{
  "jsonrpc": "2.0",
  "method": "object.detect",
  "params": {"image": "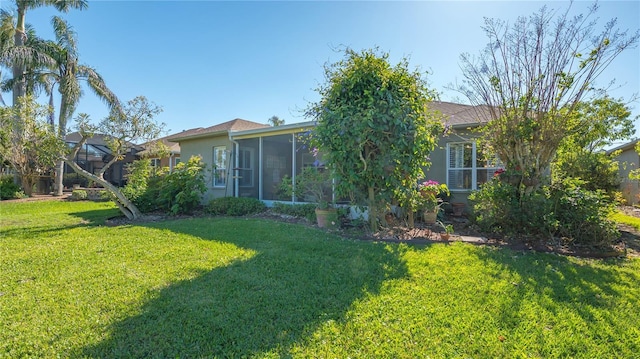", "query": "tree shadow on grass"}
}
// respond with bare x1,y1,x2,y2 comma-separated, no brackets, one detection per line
0,207,121,238
79,219,409,358
69,207,122,225
474,247,640,353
